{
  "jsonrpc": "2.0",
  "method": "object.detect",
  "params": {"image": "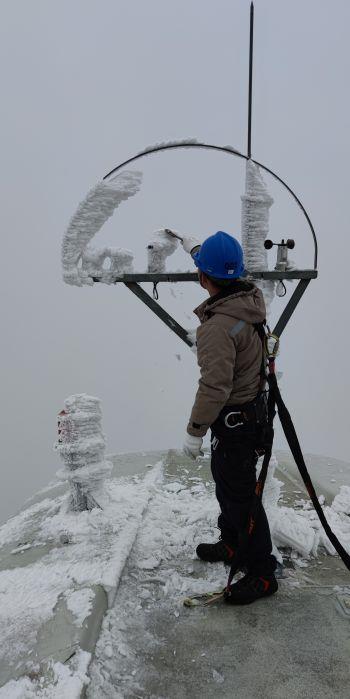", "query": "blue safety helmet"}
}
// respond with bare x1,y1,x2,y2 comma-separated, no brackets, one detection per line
193,231,245,279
